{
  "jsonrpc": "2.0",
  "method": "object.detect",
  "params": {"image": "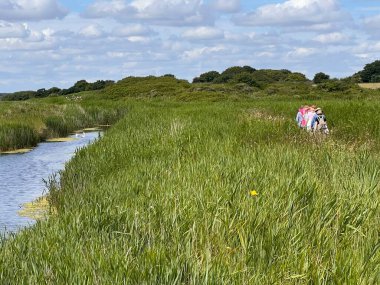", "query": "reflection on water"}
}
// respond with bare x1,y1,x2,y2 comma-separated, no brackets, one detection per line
0,132,101,233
